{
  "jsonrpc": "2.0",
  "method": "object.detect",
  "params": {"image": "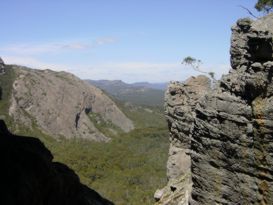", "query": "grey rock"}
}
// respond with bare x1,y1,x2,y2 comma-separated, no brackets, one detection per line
158,13,273,205
191,13,273,205
236,18,253,32
8,66,134,141
154,189,164,202
155,76,211,204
